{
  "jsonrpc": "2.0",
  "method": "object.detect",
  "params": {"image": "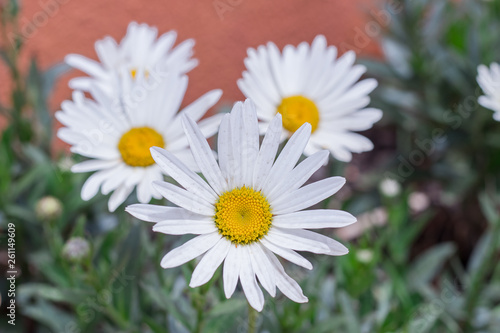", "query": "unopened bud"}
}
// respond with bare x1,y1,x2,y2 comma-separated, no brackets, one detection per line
35,196,62,221
379,178,401,197
62,237,90,262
